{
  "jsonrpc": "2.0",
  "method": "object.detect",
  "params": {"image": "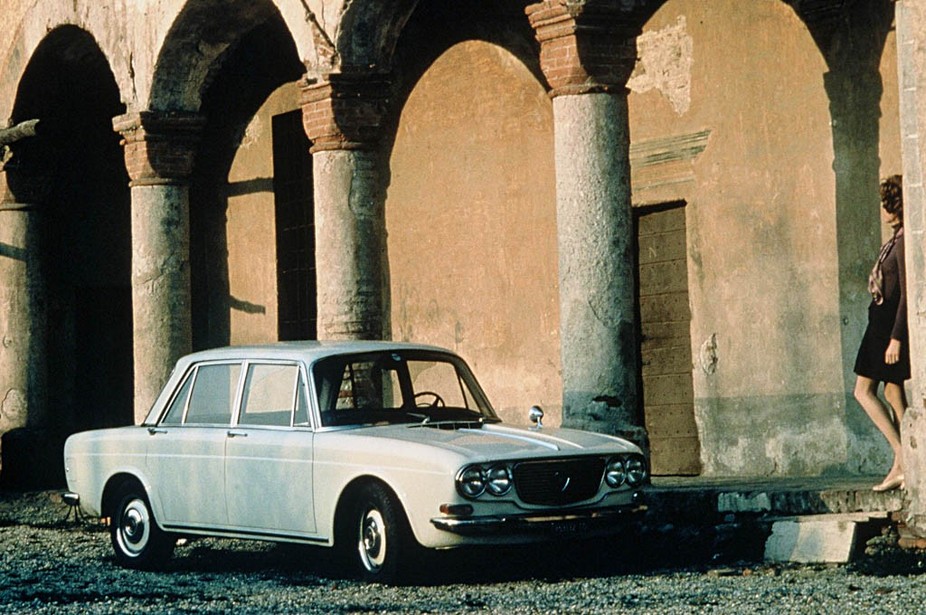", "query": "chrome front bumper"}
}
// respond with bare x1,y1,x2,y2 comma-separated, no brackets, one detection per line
430,494,646,537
